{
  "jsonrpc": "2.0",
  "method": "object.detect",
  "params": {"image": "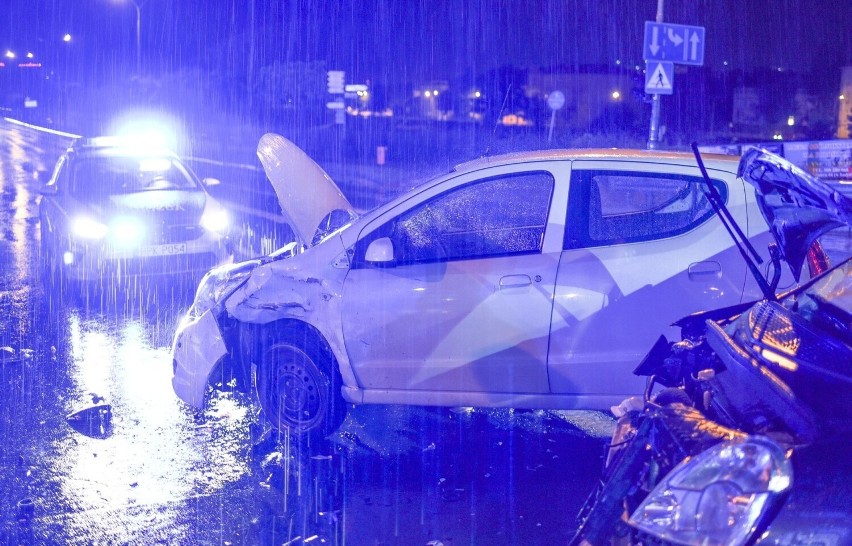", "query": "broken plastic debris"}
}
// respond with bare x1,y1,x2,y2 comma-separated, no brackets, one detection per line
20,348,34,360
66,403,113,438
423,442,436,452
1,346,19,364
16,498,34,524
611,396,644,418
